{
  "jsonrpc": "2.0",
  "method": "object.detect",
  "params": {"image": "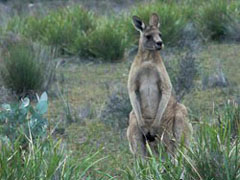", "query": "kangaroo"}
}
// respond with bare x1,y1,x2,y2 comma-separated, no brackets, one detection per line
127,13,192,159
